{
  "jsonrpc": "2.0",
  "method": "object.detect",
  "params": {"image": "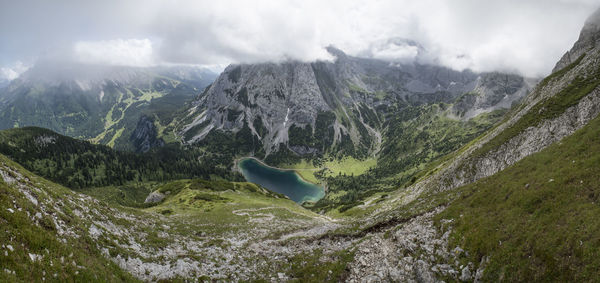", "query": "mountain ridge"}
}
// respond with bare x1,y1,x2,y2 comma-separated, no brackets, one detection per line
177,47,533,160
553,8,600,73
